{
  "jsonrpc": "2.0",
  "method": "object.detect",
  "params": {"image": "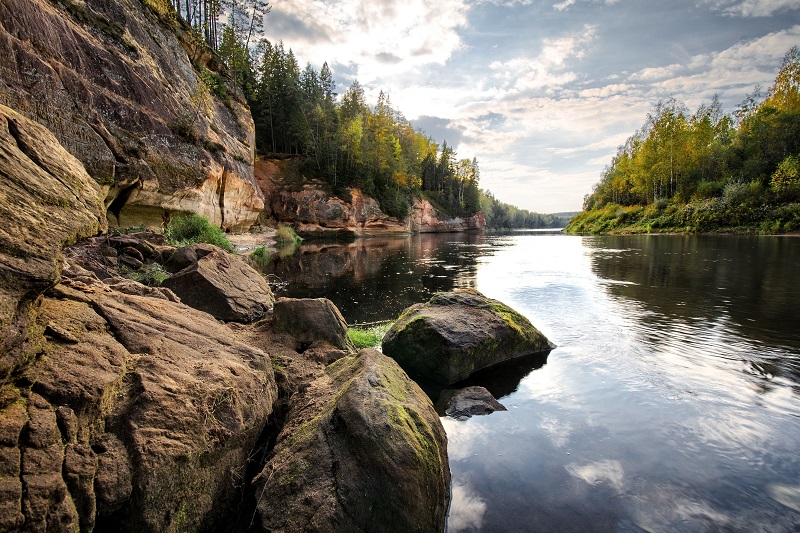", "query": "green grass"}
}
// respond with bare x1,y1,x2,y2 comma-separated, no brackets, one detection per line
275,225,302,245
248,246,271,267
165,213,234,252
347,322,393,349
125,263,170,286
